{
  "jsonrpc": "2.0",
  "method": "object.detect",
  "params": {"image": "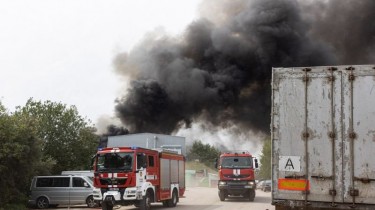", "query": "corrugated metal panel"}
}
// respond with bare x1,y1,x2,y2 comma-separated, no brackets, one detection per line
160,158,170,190
272,65,375,207
179,160,185,188
171,160,178,183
